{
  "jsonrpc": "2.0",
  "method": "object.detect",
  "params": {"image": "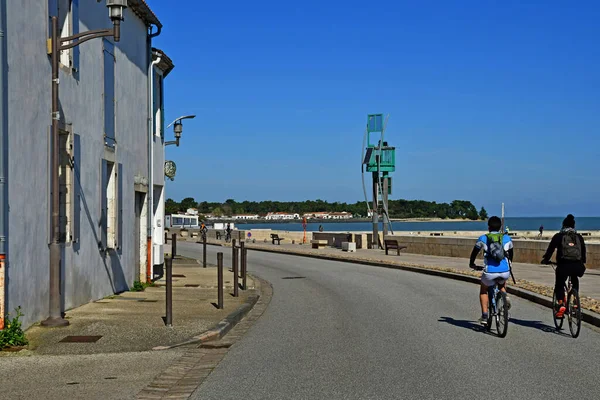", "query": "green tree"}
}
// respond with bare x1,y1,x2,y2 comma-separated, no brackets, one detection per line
479,207,488,220
165,198,180,215
179,197,197,212
212,207,224,217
